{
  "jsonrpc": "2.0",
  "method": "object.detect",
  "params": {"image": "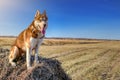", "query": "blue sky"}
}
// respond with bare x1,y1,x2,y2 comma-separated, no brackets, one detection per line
0,0,120,39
